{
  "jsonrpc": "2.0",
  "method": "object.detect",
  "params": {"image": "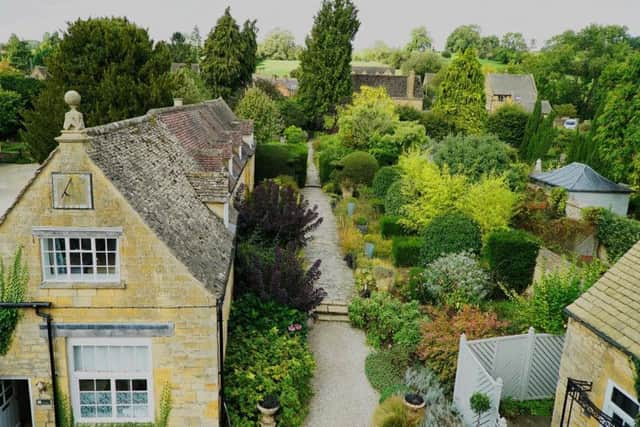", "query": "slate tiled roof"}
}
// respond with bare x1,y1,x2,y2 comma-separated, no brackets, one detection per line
566,240,640,357
86,115,234,297
531,162,631,194
351,74,423,99
485,73,552,114
150,100,255,201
